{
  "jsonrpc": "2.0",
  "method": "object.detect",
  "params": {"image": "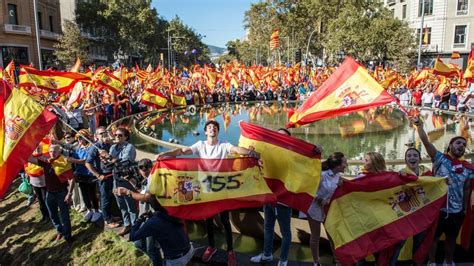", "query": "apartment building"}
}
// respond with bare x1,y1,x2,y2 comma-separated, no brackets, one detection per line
0,0,61,69
385,0,474,67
